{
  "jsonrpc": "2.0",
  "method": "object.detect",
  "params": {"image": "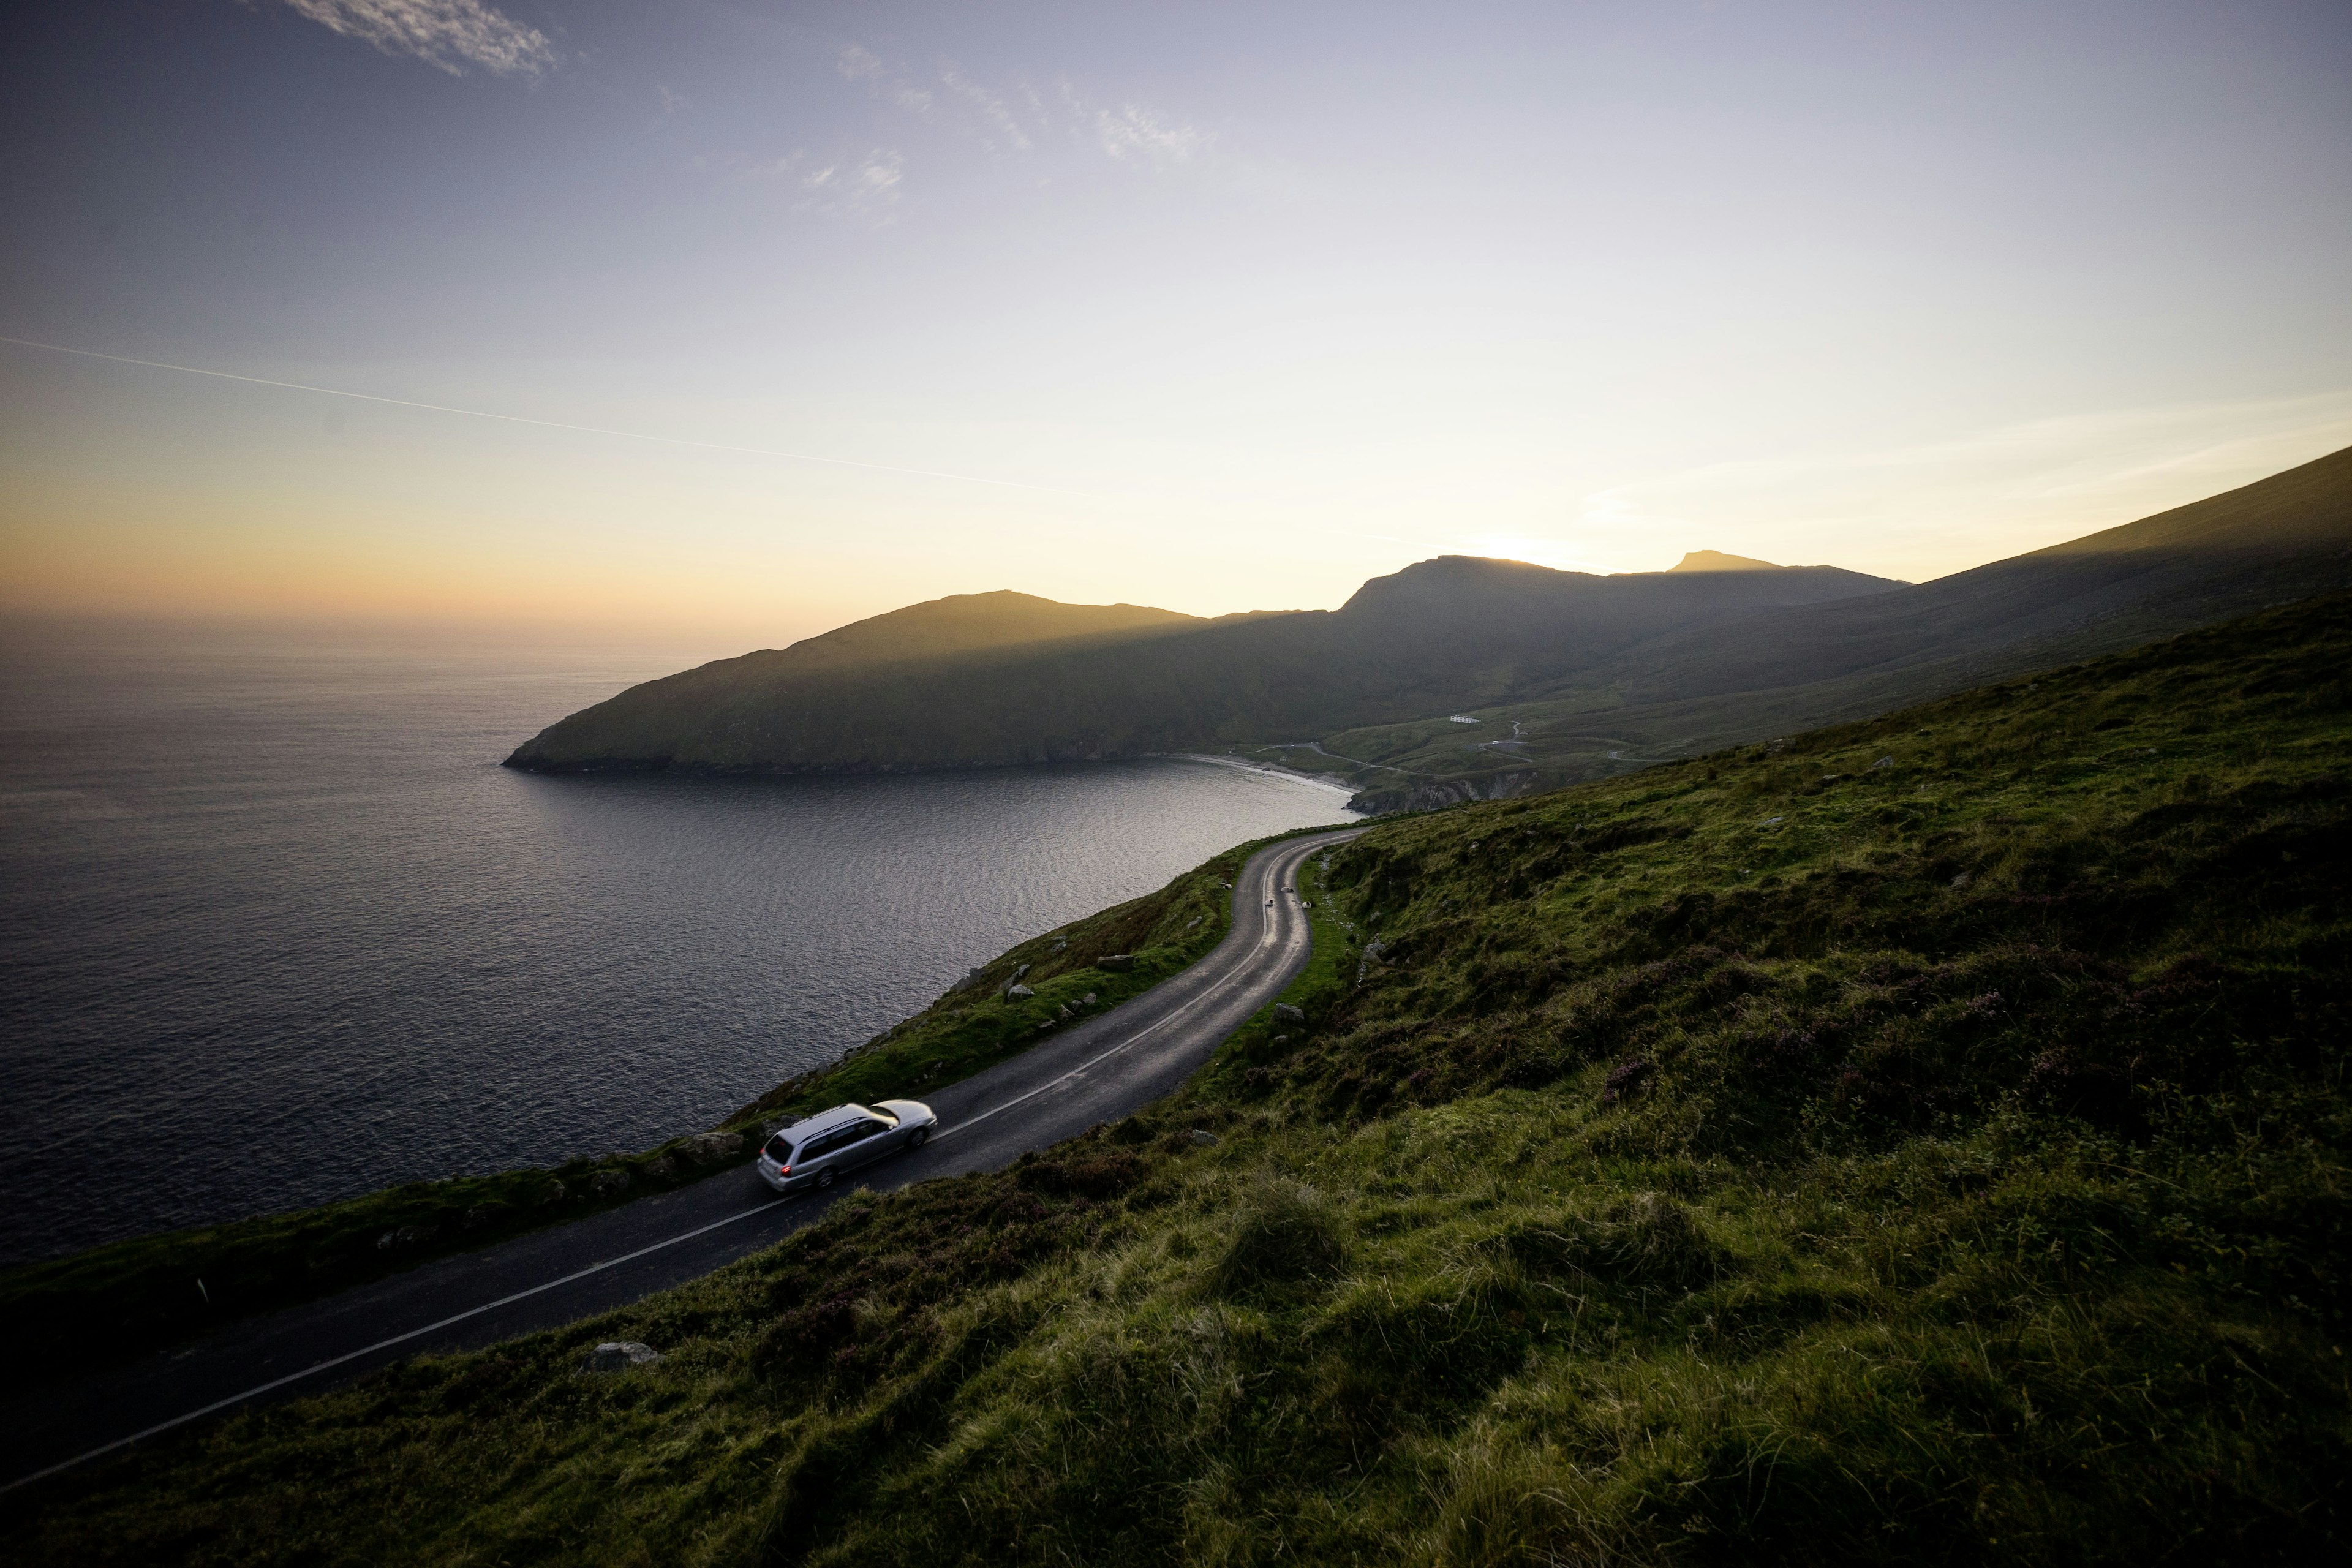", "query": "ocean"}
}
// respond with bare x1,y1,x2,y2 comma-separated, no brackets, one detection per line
0,624,1357,1267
